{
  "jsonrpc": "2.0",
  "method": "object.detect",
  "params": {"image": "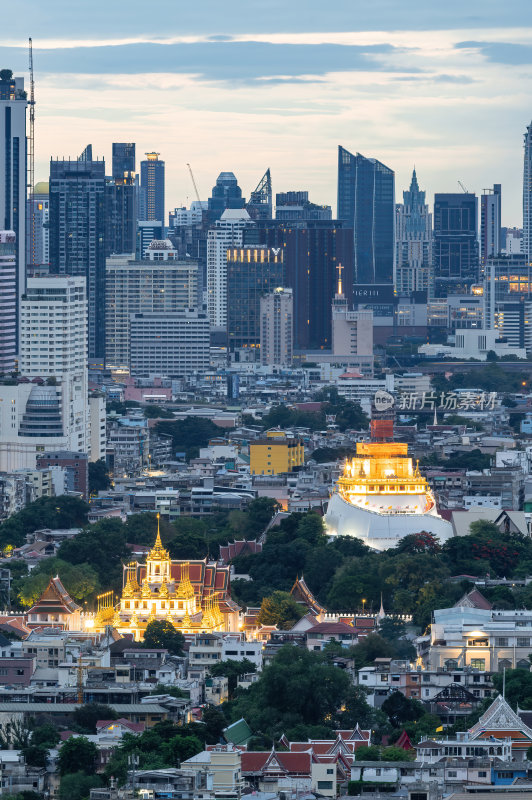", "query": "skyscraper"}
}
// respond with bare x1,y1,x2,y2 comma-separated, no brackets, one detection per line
523,123,532,261
337,145,395,287
140,152,165,222
0,230,16,373
26,182,50,271
433,193,479,297
0,70,27,321
49,146,106,359
260,288,293,367
480,184,502,267
395,169,433,295
112,142,135,181
226,245,284,353
208,172,245,222
275,191,332,221
206,209,253,329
